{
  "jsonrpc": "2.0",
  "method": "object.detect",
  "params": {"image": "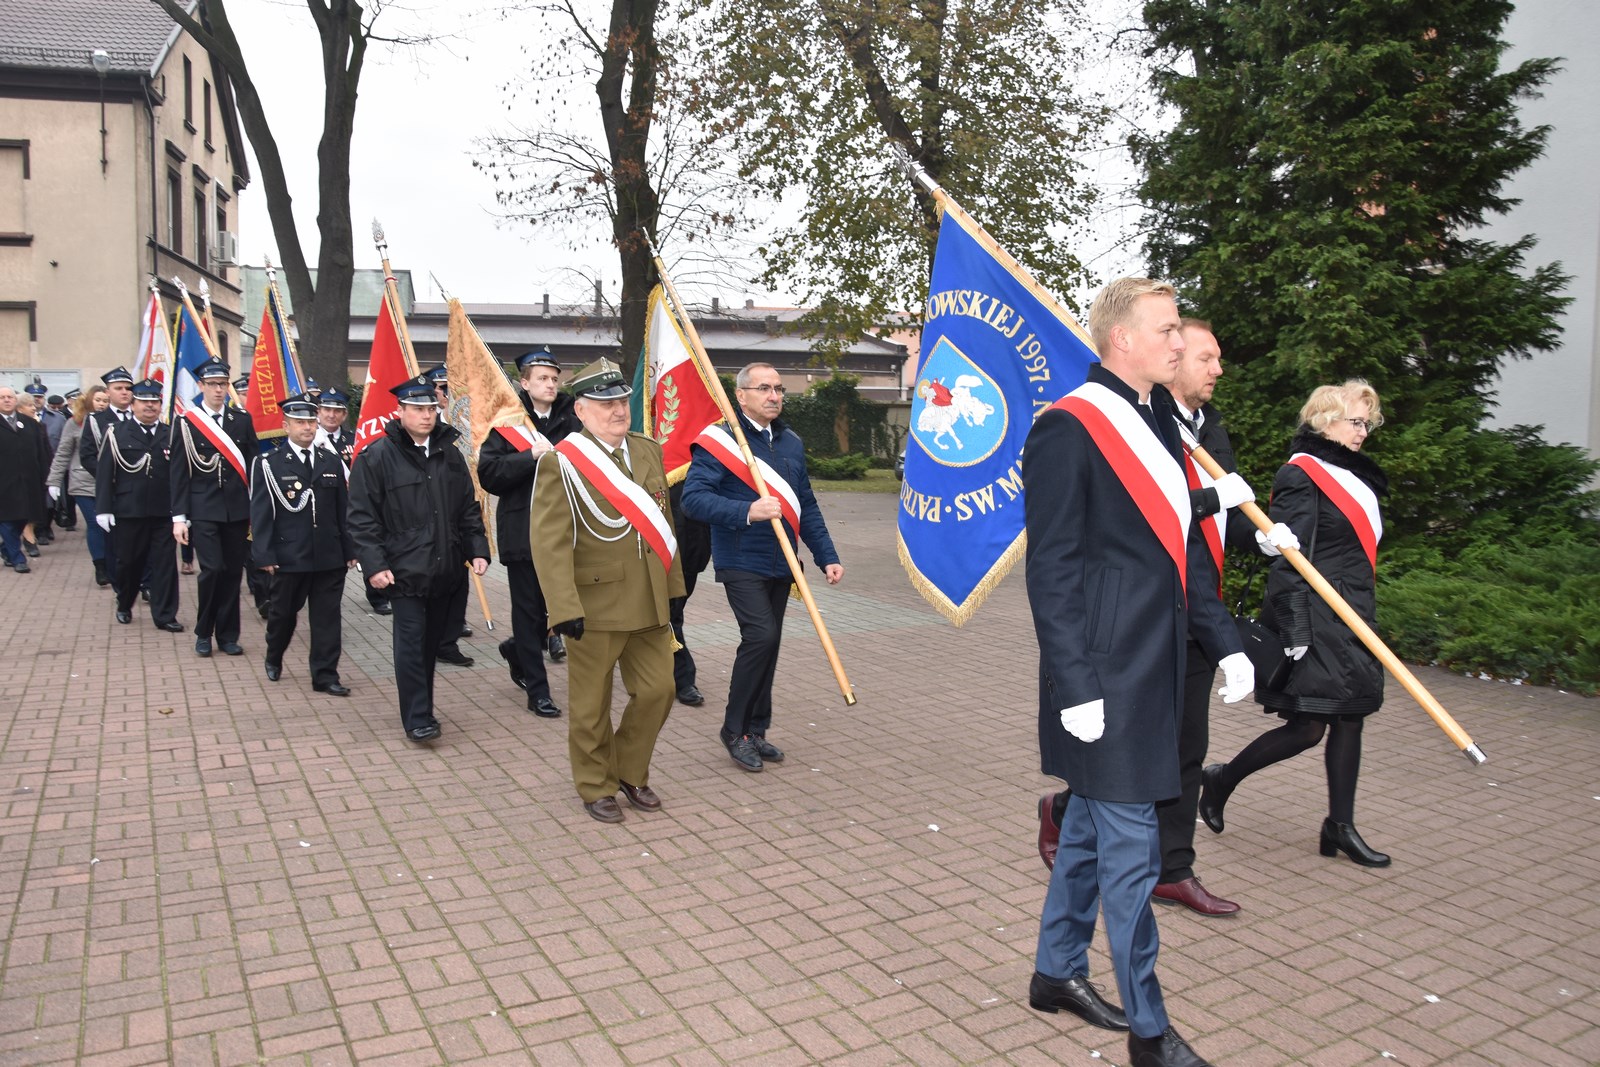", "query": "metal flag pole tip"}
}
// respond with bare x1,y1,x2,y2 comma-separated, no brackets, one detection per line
1463,743,1487,766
